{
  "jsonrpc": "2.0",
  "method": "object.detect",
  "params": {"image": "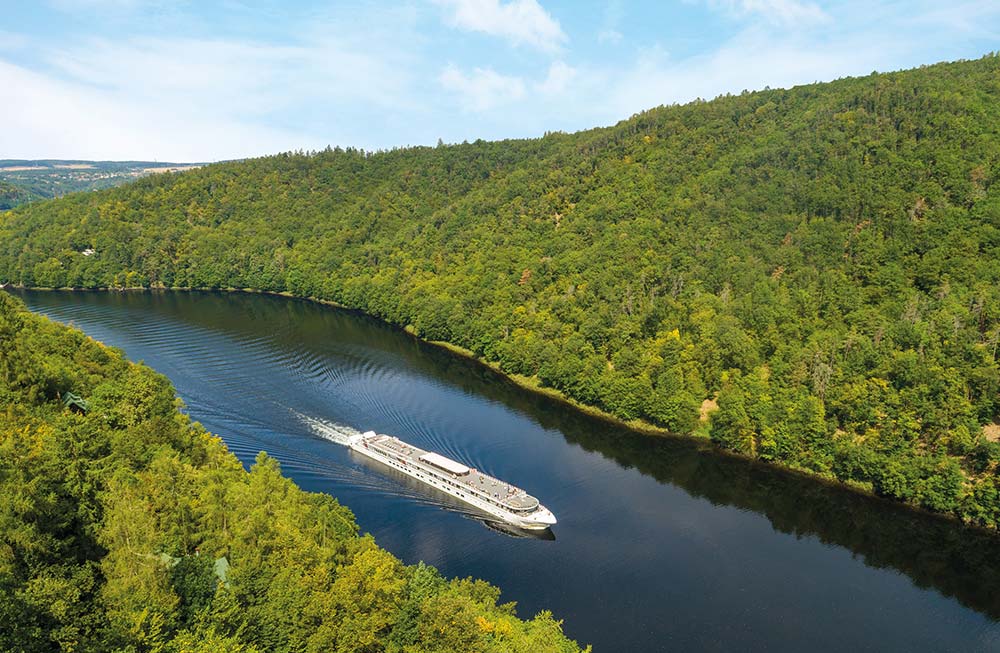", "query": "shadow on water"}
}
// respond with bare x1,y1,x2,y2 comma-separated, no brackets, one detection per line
411,319,1000,621
202,291,1000,623
424,333,1000,621
478,519,556,541
14,289,1000,631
